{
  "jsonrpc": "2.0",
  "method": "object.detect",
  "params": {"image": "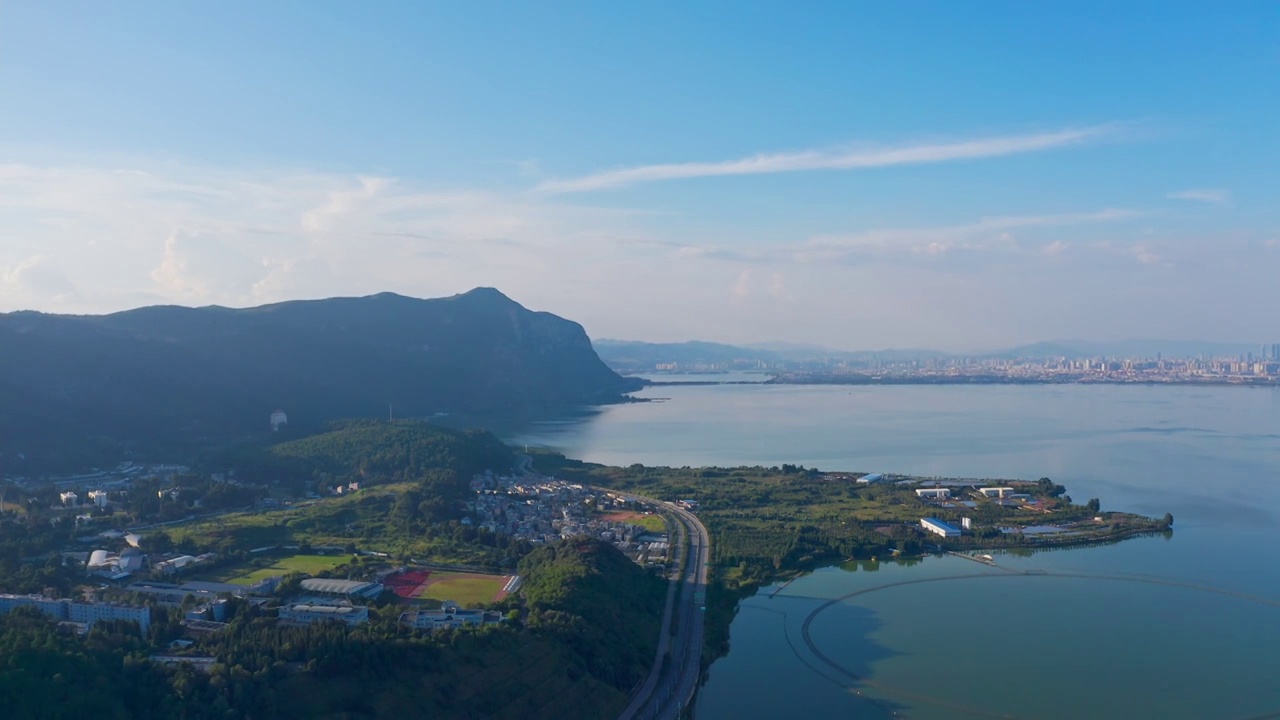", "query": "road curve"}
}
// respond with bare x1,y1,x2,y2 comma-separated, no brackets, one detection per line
614,493,710,720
